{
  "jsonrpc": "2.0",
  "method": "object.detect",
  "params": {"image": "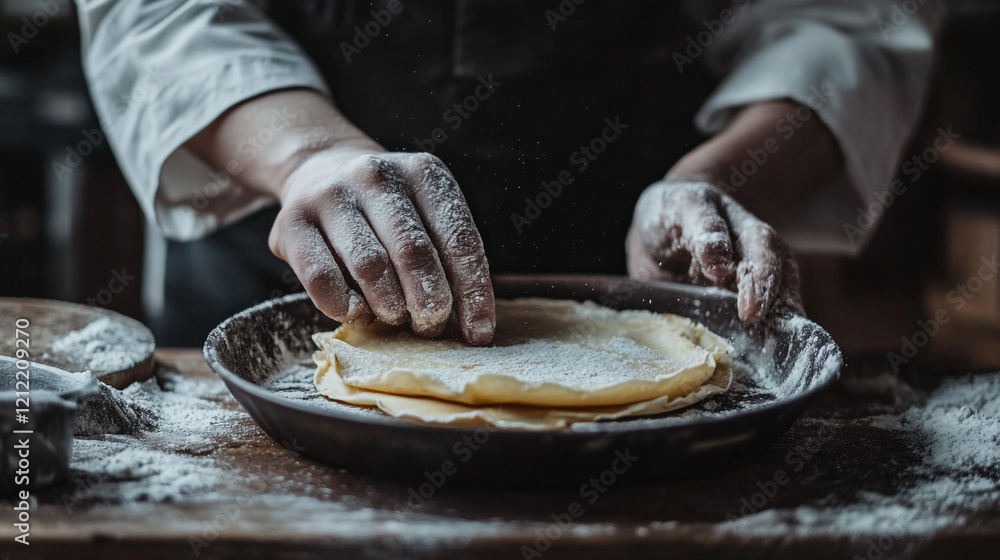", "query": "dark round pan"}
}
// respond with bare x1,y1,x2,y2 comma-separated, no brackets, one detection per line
204,274,841,488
